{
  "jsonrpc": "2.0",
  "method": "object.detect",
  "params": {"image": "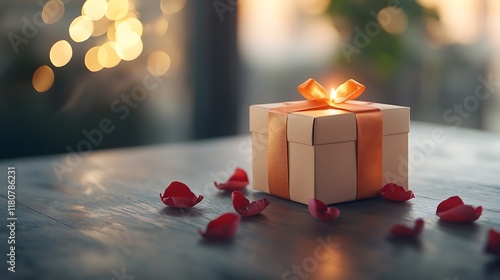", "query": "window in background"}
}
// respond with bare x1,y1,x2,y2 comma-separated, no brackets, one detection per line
237,0,500,133
0,0,192,158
